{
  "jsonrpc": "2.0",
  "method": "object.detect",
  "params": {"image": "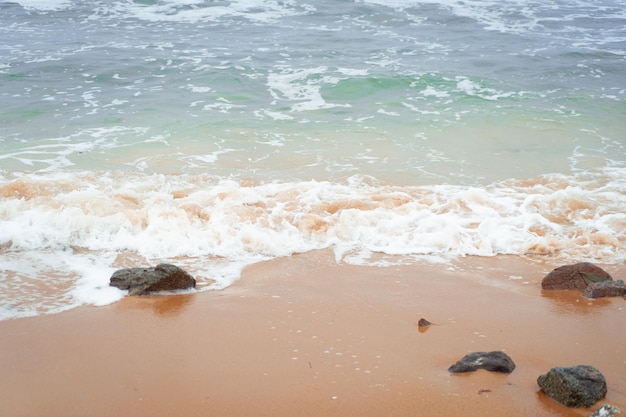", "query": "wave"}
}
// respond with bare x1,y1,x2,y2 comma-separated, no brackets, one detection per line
2,169,624,263
2,167,624,319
